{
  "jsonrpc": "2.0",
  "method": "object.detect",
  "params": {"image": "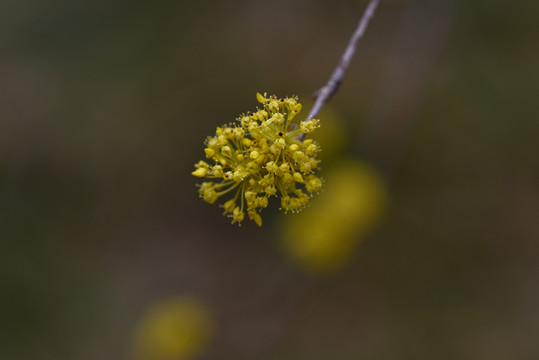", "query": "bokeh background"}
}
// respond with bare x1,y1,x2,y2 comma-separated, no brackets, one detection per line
1,0,538,359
